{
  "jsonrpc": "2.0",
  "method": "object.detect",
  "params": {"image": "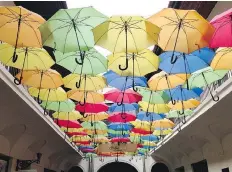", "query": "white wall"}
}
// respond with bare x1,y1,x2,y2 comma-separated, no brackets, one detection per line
207,1,232,20
0,1,15,6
